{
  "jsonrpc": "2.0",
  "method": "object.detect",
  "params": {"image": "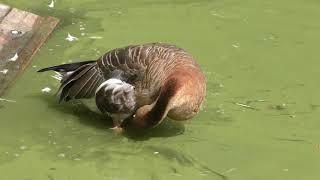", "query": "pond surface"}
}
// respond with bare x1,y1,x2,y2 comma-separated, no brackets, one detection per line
1,0,320,179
